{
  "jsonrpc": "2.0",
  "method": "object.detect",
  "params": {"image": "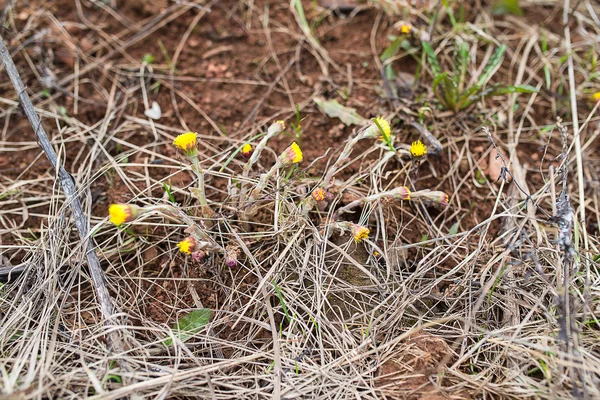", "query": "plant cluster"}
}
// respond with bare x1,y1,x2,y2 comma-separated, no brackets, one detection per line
107,118,449,268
